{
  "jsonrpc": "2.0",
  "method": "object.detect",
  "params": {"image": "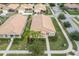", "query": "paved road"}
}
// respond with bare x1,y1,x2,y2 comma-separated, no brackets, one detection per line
64,11,79,32
75,41,79,56
65,11,79,25
45,35,51,56
52,5,78,33
3,38,14,56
